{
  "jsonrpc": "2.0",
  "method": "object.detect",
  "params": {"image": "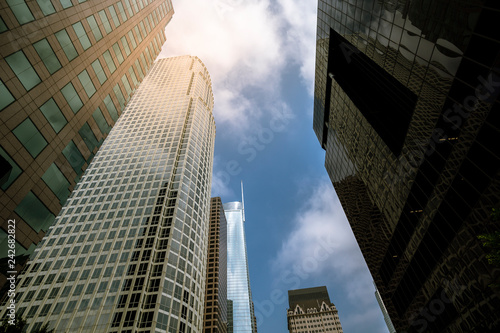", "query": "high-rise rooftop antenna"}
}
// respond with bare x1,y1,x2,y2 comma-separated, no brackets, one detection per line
241,180,245,222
